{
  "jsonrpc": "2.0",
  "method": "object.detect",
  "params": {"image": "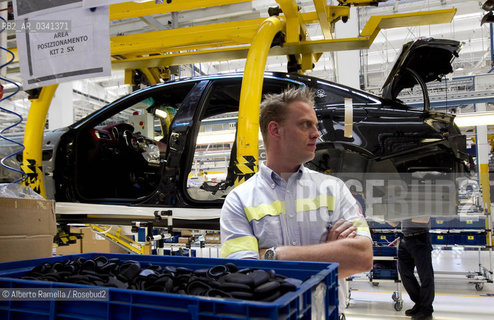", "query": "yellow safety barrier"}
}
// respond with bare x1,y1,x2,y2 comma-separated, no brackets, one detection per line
21,85,58,198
